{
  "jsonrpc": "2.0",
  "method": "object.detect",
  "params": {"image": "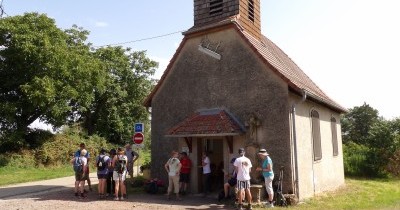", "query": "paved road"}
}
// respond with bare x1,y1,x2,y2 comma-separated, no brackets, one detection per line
0,172,99,199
